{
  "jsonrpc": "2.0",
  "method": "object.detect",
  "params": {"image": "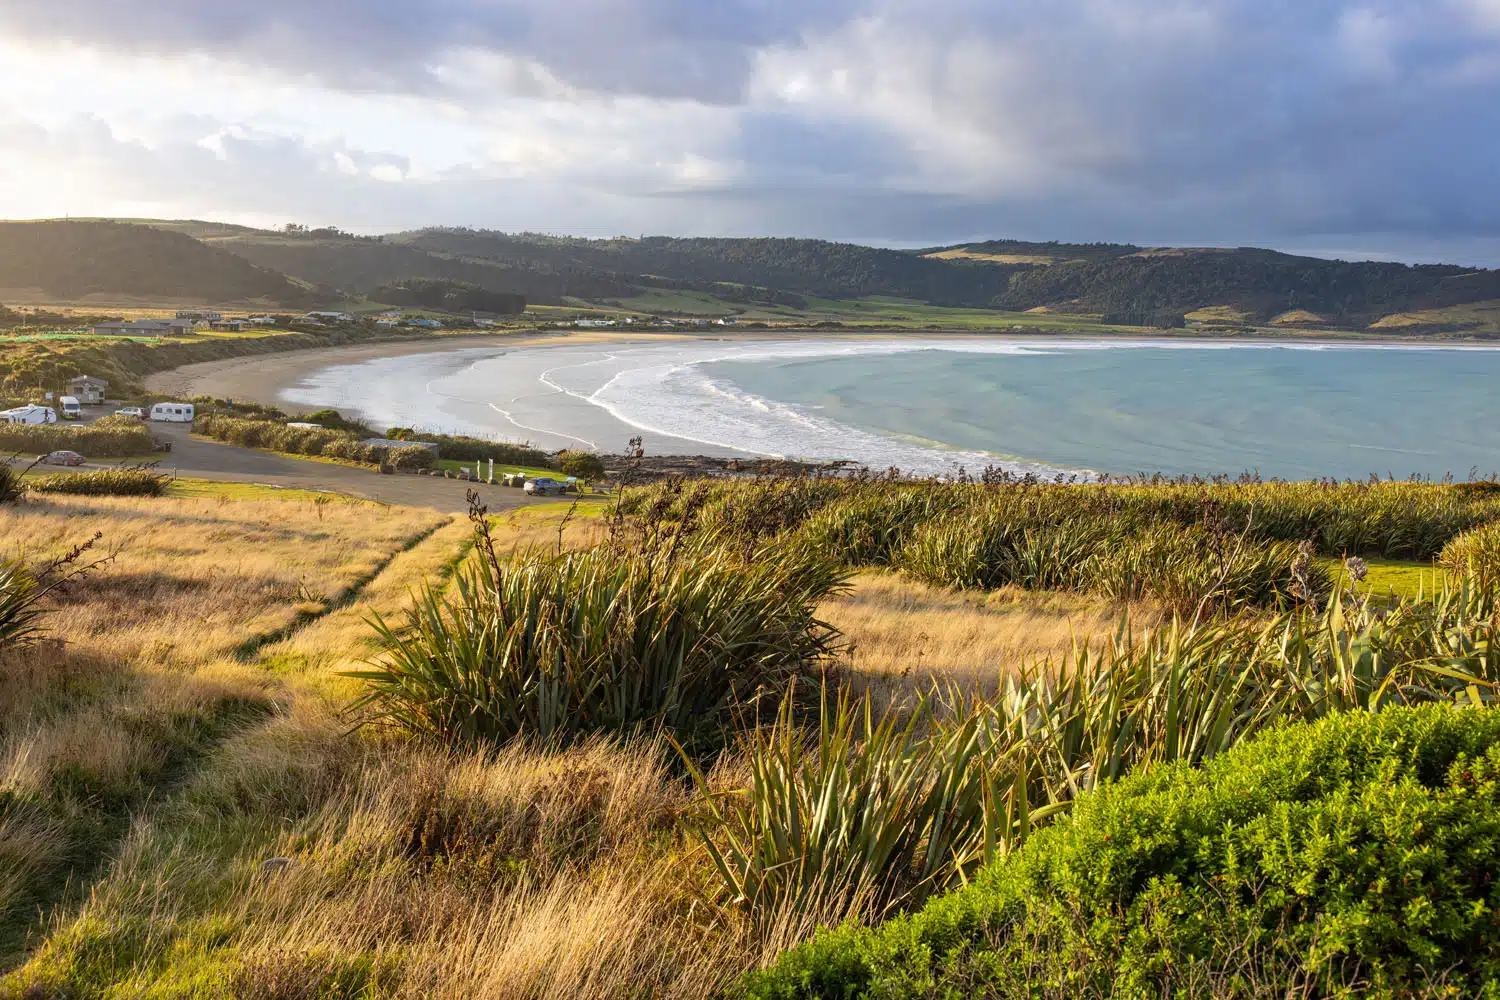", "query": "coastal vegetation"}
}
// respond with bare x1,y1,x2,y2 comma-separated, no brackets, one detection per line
0,417,156,458
2,472,1500,998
